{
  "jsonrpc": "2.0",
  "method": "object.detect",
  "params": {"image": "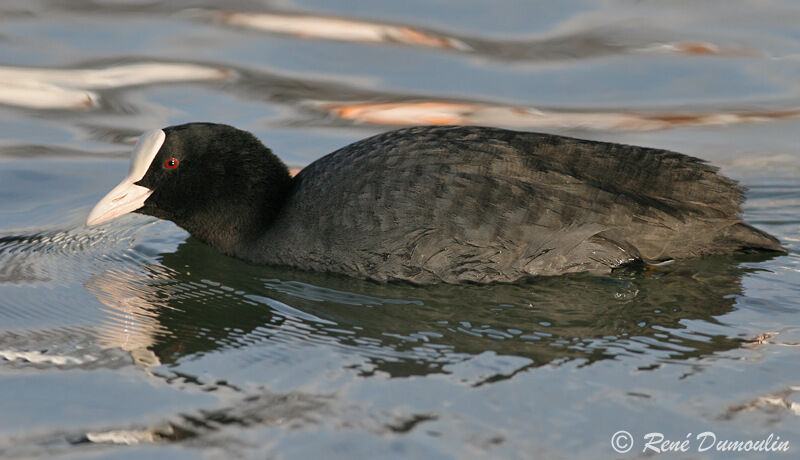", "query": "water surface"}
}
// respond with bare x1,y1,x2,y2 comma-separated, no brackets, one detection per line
1,1,799,458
